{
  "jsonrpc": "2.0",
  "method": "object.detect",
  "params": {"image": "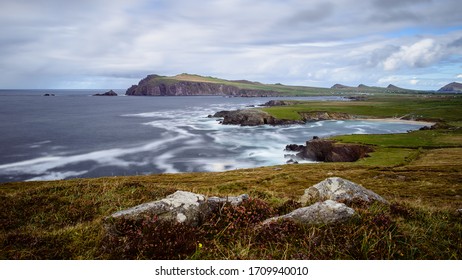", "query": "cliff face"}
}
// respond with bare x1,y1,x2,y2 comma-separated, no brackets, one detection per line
286,138,374,162
126,75,280,97
211,109,303,126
